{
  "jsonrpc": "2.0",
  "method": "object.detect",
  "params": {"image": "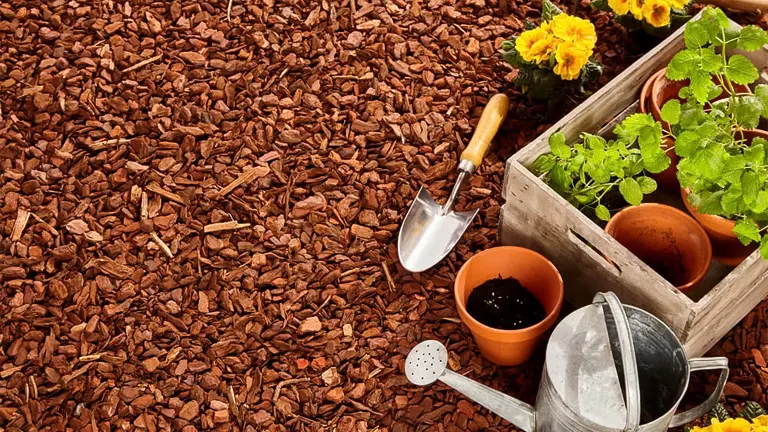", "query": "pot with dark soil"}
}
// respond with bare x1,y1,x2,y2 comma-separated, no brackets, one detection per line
455,246,564,366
